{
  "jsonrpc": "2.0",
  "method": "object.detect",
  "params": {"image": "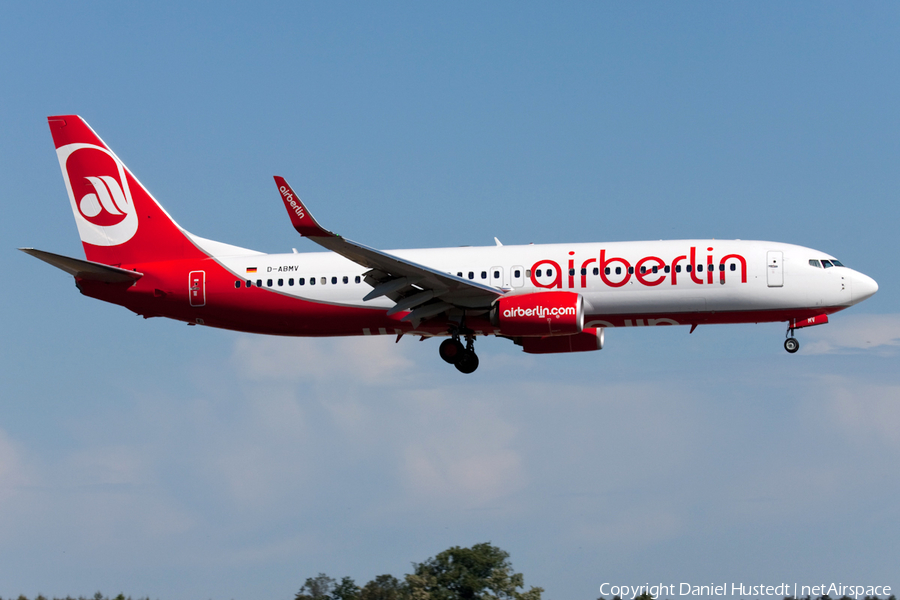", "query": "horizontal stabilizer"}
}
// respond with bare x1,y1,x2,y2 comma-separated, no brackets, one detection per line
19,248,143,283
